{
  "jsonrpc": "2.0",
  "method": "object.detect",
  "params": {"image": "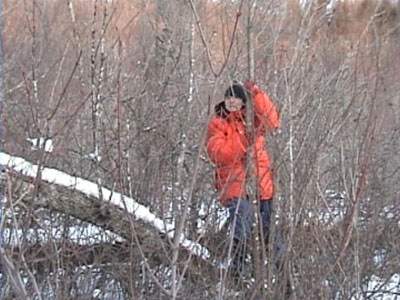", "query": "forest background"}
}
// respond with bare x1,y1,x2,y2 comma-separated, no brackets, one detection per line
1,0,399,299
